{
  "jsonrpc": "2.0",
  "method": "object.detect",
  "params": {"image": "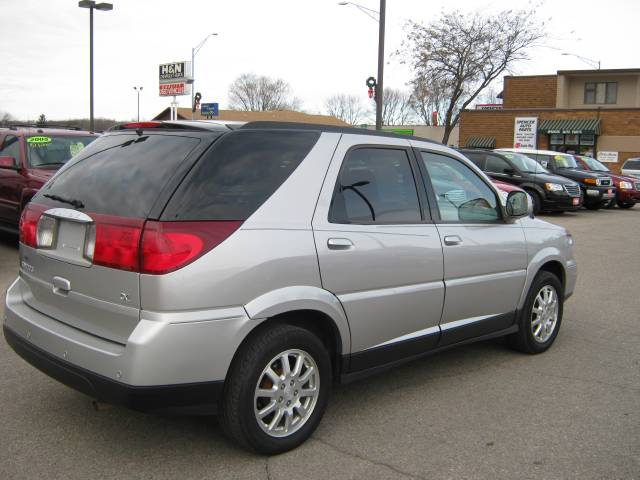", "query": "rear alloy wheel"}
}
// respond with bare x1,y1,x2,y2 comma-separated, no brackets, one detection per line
508,271,563,354
220,324,331,454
